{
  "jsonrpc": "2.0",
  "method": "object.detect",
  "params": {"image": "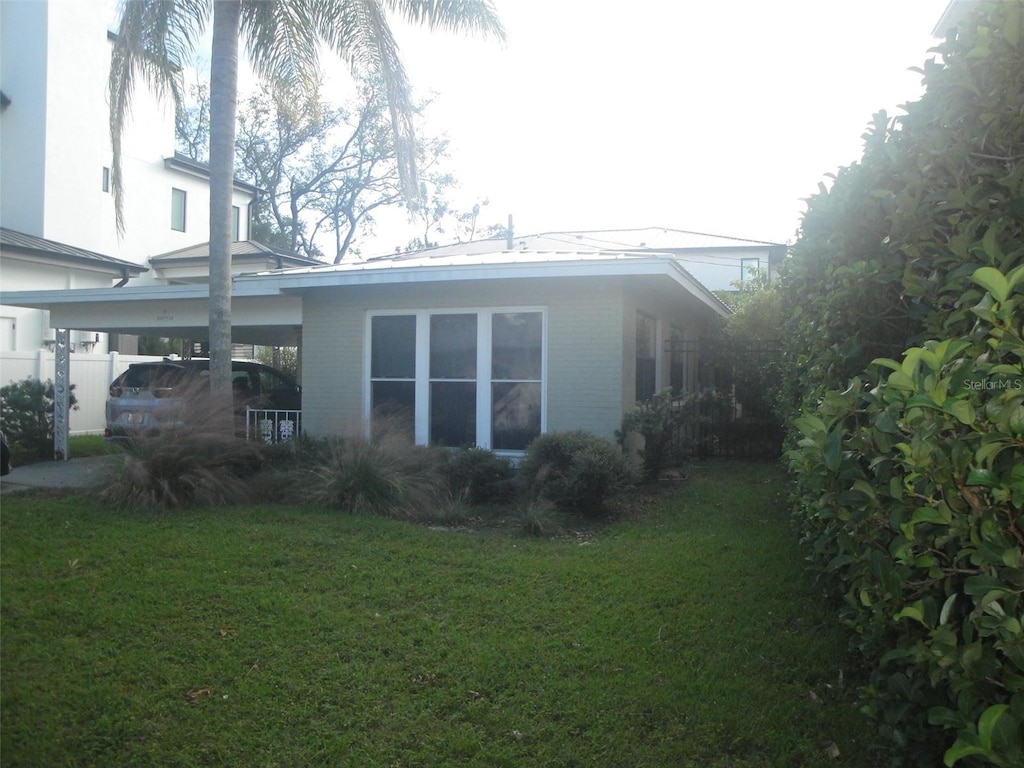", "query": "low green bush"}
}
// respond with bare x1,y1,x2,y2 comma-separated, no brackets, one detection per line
0,378,78,461
441,446,515,505
788,266,1024,767
519,430,637,513
618,388,718,479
